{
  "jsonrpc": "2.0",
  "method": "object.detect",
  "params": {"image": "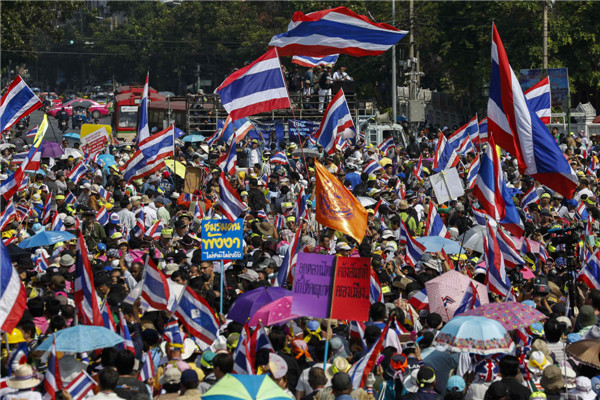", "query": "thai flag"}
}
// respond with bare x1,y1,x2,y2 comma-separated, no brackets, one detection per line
577,250,600,290
216,116,258,145
472,207,489,226
34,252,51,273
467,155,480,190
539,245,549,263
68,161,87,184
182,193,193,202
138,354,155,382
270,151,289,165
274,214,285,229
521,186,540,208
395,180,406,199
408,288,429,311
216,142,237,175
433,132,460,172
0,201,16,230
291,54,339,68
132,208,145,238
496,225,525,269
488,24,577,198
399,220,426,266
260,173,269,187
98,187,110,201
0,75,43,133
348,319,389,388
25,125,38,138
218,172,247,223
65,371,96,400
454,281,481,315
121,131,173,182
349,321,367,351
524,76,551,124
173,286,220,347
483,221,513,298
250,323,274,358
74,232,103,326
137,72,150,143
100,301,117,333
256,210,268,219
43,335,62,400
363,159,383,175
336,136,350,152
163,320,185,345
378,137,396,154
118,311,135,354
473,136,524,237
0,242,27,333
64,191,76,205
50,213,65,232
233,324,254,374
274,226,302,287
0,115,47,200
141,256,171,311
194,202,204,220
40,195,52,225
314,89,354,154
96,206,109,226
295,187,307,221
269,7,407,57
145,220,164,239
215,48,290,120
576,202,589,221
15,203,29,221
369,269,383,304
425,201,451,238
448,116,478,154
24,147,42,173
